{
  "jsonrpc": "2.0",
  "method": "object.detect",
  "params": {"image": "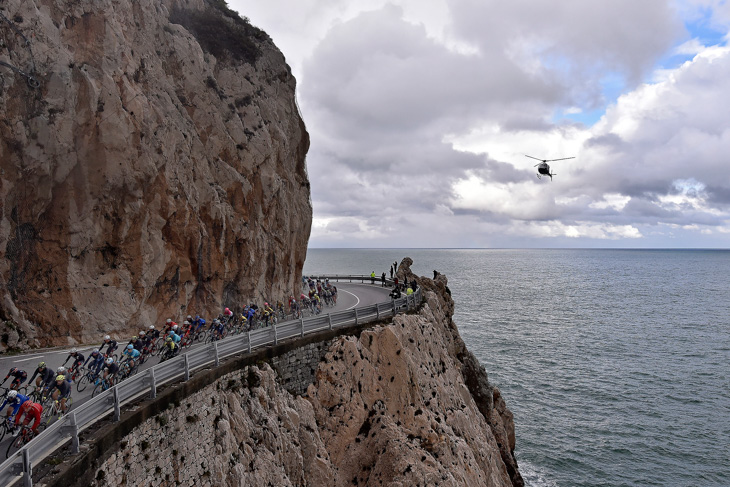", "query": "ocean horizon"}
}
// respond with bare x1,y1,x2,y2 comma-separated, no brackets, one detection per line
304,248,730,487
